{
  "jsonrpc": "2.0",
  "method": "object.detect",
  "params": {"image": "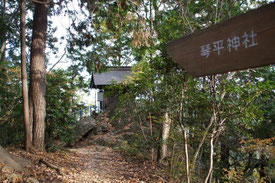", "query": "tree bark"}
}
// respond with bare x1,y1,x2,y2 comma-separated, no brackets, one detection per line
0,38,6,62
148,94,155,163
29,93,33,143
30,1,49,150
192,113,215,168
160,112,171,162
0,0,6,62
204,118,227,183
204,131,215,183
179,82,190,183
183,127,190,183
20,0,32,151
178,123,190,183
